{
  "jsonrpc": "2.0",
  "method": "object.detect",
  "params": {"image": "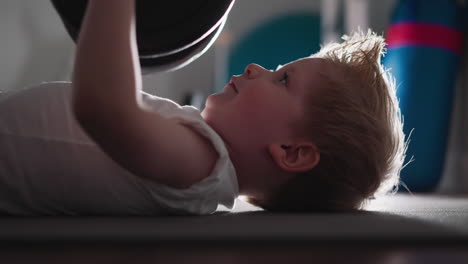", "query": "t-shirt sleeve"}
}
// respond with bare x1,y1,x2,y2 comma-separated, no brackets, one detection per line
133,92,239,215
